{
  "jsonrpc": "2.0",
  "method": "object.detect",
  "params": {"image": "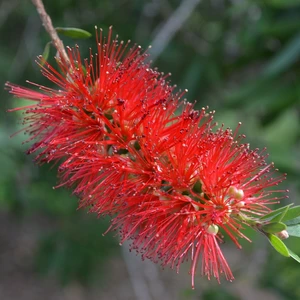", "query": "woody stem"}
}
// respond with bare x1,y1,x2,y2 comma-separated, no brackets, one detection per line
31,0,70,67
